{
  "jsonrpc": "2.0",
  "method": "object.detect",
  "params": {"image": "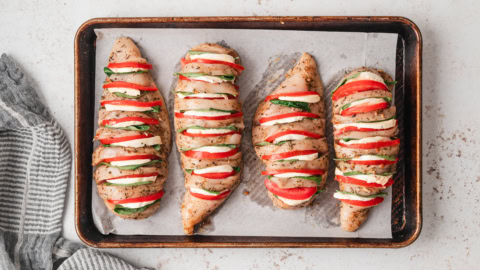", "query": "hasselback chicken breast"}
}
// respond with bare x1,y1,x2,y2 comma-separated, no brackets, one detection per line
252,53,328,209
173,43,245,235
331,67,398,231
92,37,171,219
